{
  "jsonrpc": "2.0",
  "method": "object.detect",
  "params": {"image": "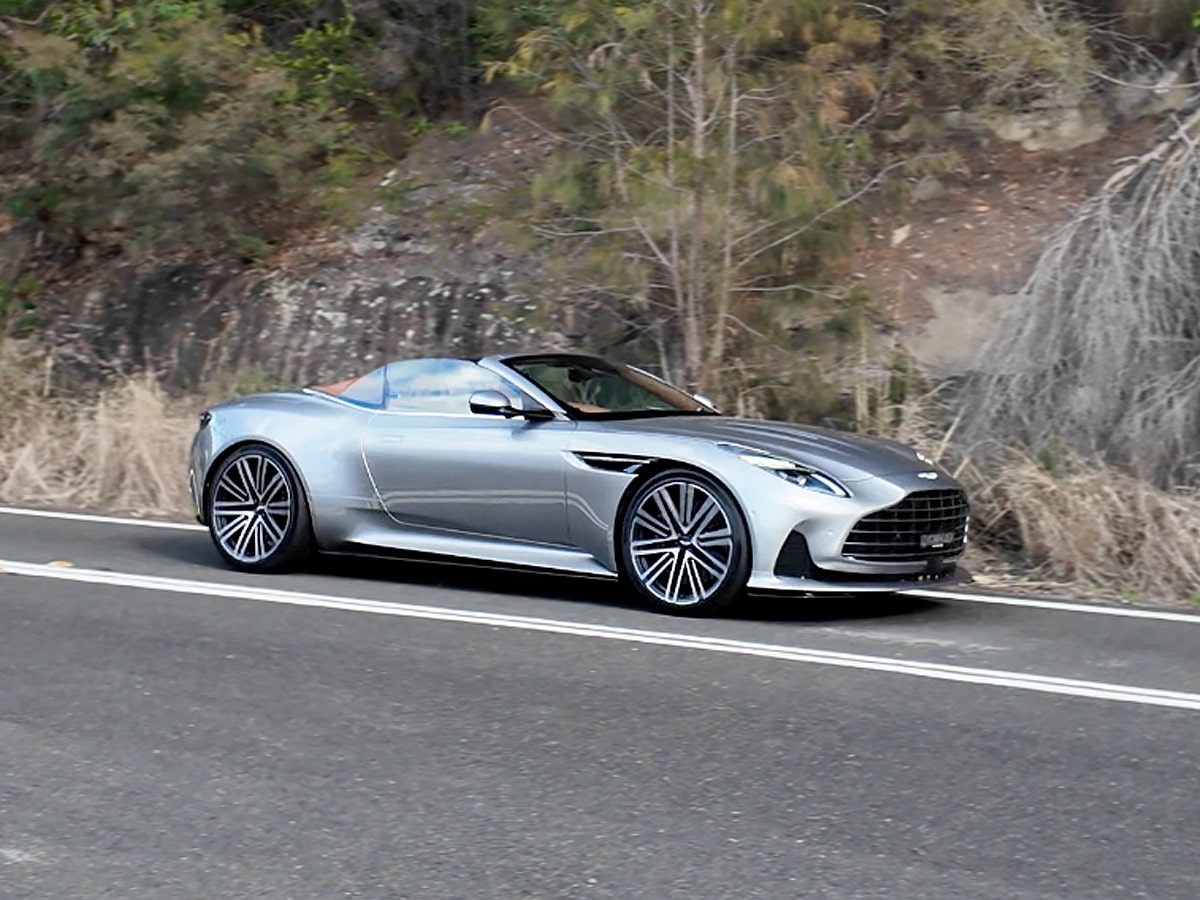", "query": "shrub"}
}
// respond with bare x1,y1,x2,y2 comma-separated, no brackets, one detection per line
1,0,347,256
882,0,1096,110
